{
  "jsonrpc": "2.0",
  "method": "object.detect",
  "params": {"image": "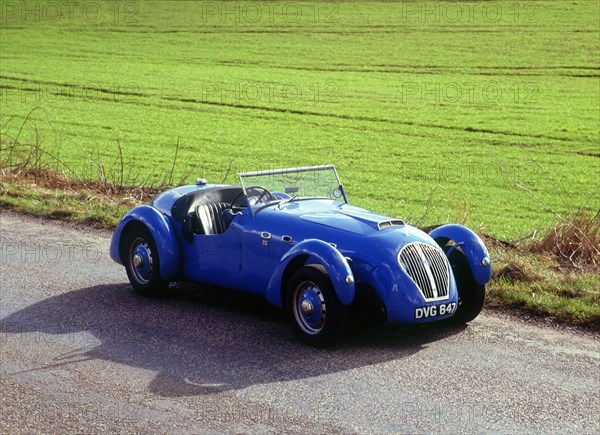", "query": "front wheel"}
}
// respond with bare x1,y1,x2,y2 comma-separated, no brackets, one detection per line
124,226,169,297
286,266,348,347
448,249,485,323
